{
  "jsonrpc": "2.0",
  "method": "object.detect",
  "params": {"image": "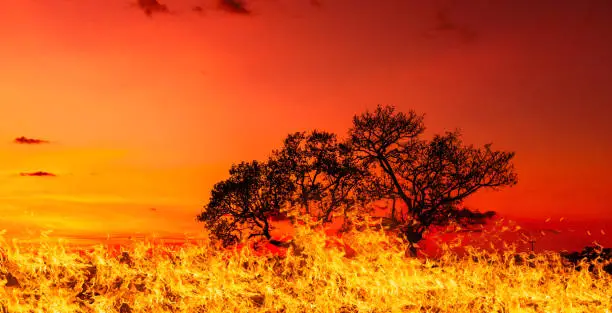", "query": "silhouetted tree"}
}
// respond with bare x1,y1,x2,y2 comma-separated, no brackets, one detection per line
270,130,367,225
197,105,517,253
196,160,293,246
349,105,518,255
